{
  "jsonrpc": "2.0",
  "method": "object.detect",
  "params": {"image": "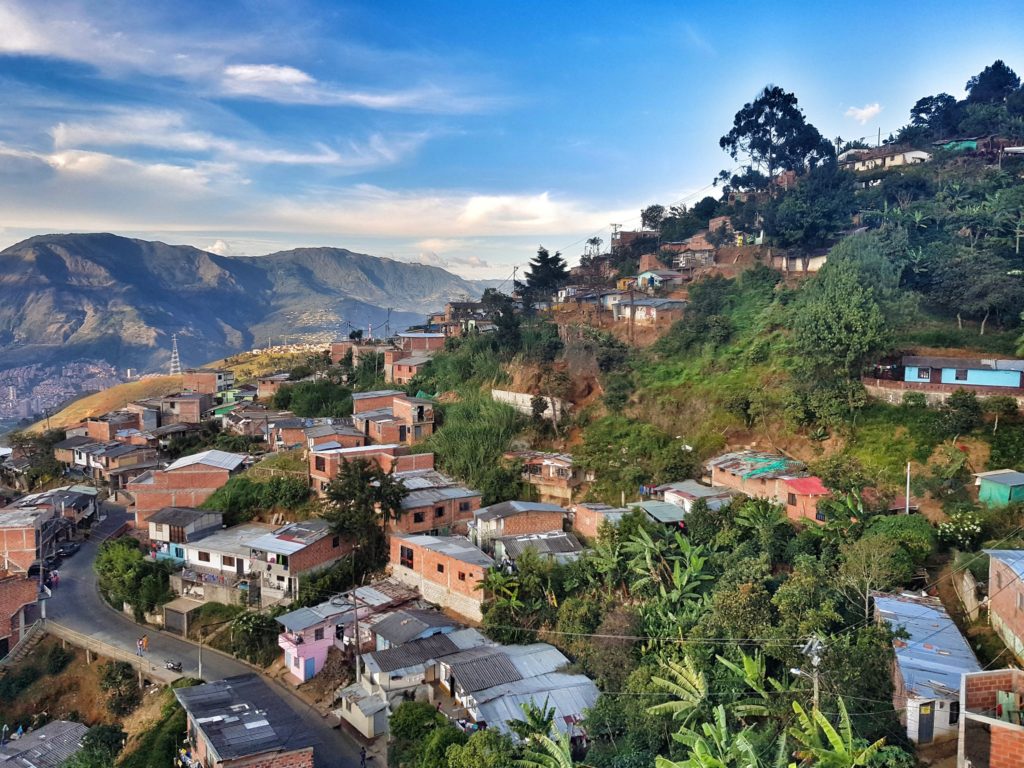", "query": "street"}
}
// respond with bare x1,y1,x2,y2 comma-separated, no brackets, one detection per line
46,502,363,767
